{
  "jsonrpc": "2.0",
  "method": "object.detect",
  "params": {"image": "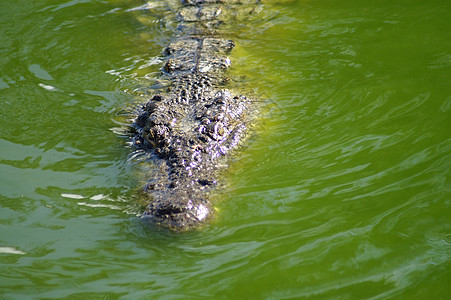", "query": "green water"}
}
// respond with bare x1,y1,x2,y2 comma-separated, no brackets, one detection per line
1,0,450,298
